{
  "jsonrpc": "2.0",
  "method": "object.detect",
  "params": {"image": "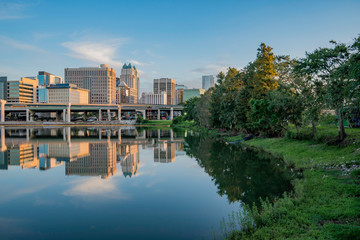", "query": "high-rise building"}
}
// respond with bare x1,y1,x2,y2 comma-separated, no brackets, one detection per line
64,64,116,104
7,77,39,103
153,78,176,105
120,63,139,101
175,84,187,105
202,75,215,90
116,82,137,104
37,71,63,86
0,77,7,100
